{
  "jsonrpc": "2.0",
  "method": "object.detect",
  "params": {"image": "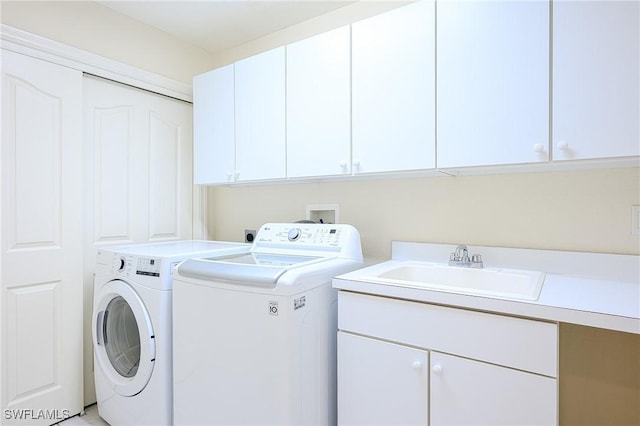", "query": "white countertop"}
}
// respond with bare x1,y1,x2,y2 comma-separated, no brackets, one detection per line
333,242,640,335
